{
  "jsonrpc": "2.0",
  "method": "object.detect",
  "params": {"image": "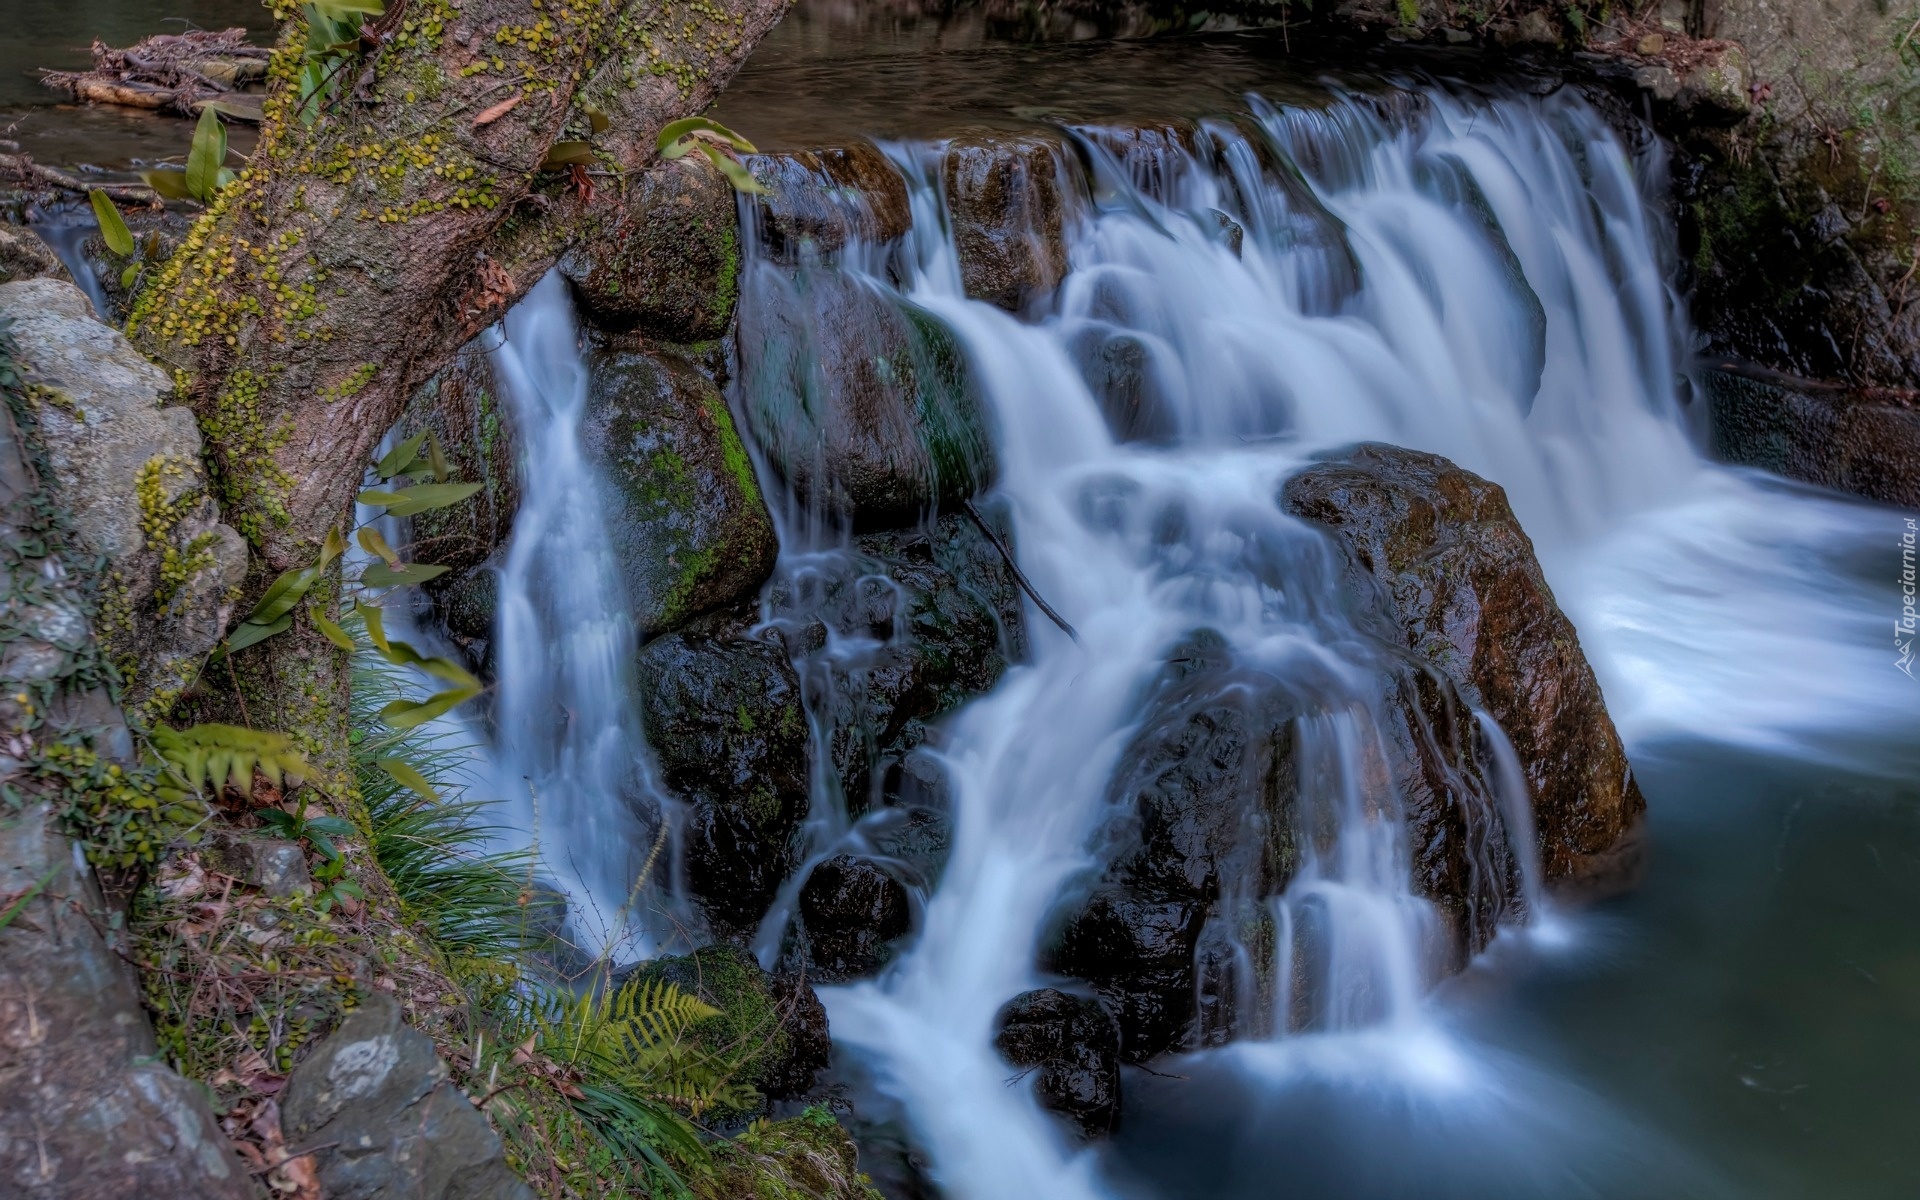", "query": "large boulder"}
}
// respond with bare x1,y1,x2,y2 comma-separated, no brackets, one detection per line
621,943,830,1103
737,267,993,526
944,132,1073,311
281,993,532,1200
634,626,810,932
562,157,743,342
993,988,1122,1138
0,805,256,1200
1280,443,1645,884
0,278,246,719
584,344,778,637
1047,625,1516,1059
